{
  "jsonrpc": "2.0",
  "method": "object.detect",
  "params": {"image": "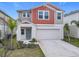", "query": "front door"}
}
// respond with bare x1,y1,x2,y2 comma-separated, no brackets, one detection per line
26,27,32,40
